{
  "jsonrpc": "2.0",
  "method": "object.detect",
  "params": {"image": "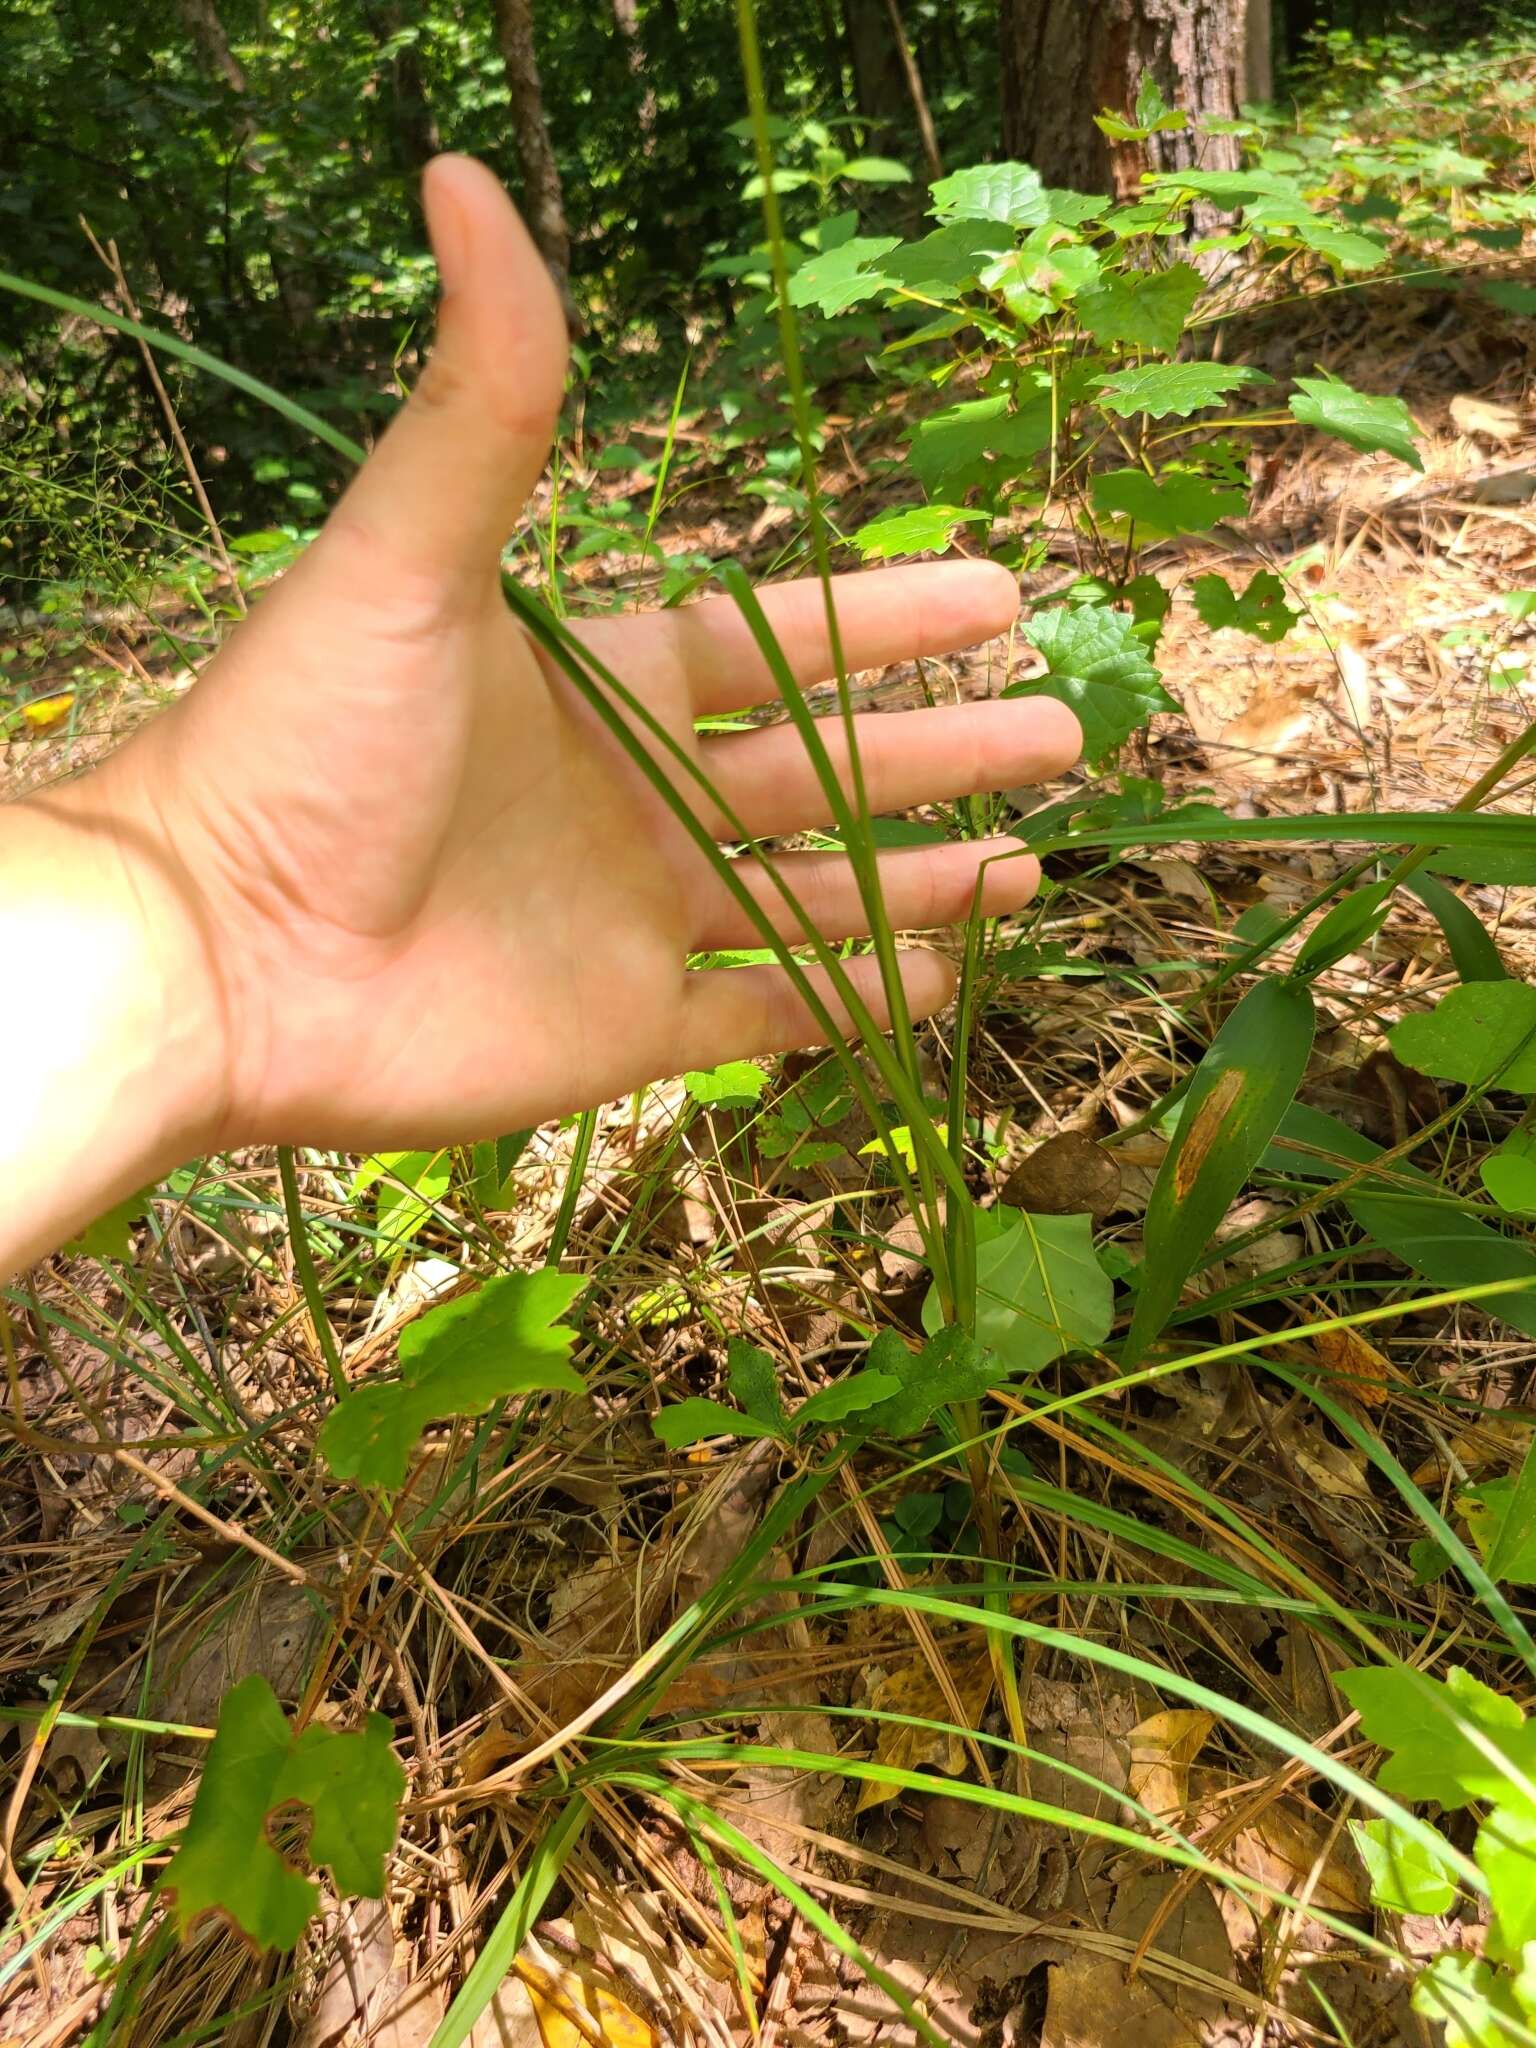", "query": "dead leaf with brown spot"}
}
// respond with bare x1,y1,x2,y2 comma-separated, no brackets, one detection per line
856,1634,993,1812
514,1952,657,2048
1001,1131,1122,1221
1127,1709,1214,1821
